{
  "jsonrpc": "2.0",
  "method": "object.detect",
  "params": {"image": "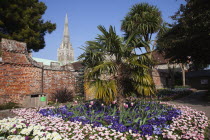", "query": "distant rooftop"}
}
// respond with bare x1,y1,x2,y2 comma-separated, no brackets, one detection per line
32,57,78,66
32,57,60,66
